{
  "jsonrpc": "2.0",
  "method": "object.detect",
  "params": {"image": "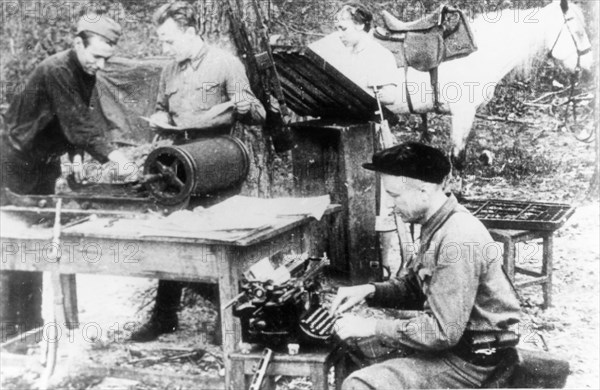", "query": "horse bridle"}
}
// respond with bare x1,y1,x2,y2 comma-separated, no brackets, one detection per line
548,7,594,142
548,9,591,71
